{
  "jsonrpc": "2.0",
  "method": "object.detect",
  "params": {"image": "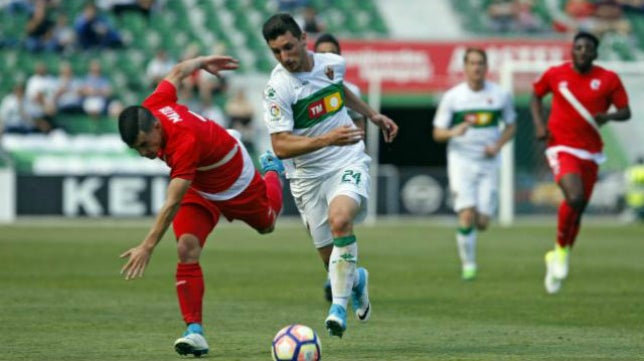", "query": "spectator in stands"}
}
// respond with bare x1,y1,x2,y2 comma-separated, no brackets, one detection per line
146,49,176,89
80,59,114,117
1,81,55,134
276,0,309,13
295,5,326,36
617,0,644,14
25,61,57,118
99,0,157,19
50,13,76,54
24,0,55,52
486,0,518,33
53,61,84,114
592,0,632,37
74,2,124,50
225,88,256,156
515,0,545,32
